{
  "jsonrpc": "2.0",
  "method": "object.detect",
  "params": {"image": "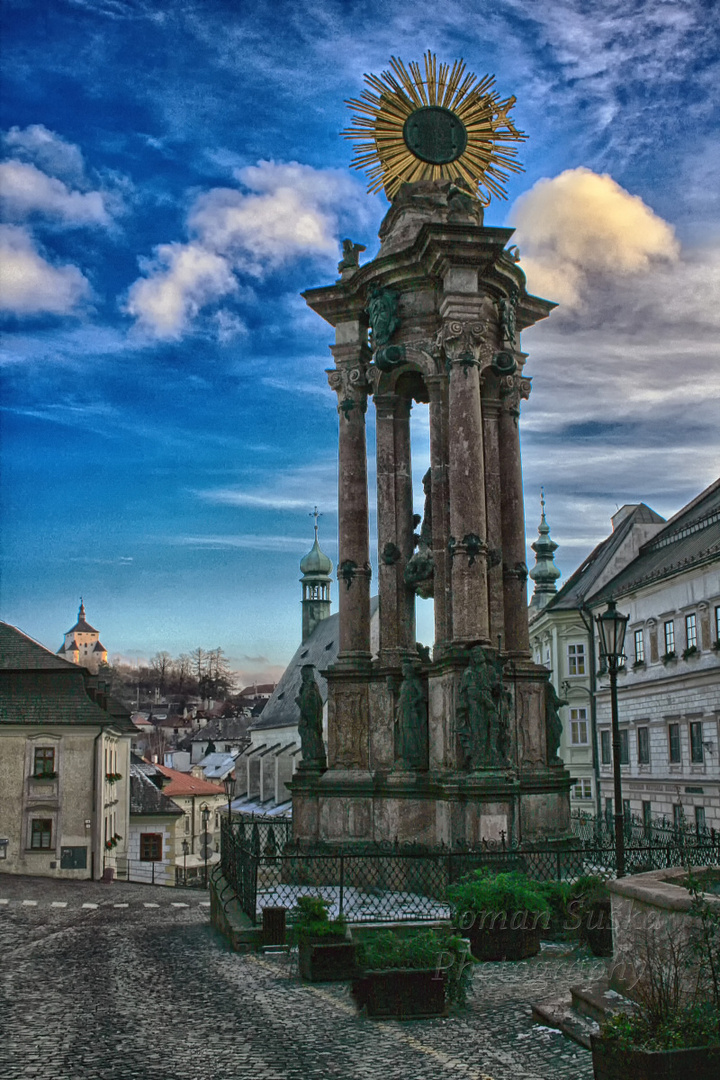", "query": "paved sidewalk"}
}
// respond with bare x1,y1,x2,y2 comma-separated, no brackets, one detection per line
1,875,600,1080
